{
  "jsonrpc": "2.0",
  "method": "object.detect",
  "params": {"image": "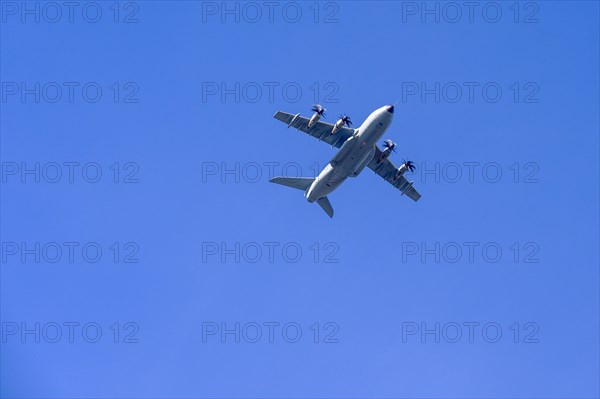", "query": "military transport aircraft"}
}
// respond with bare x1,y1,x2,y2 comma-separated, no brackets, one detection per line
270,104,421,218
